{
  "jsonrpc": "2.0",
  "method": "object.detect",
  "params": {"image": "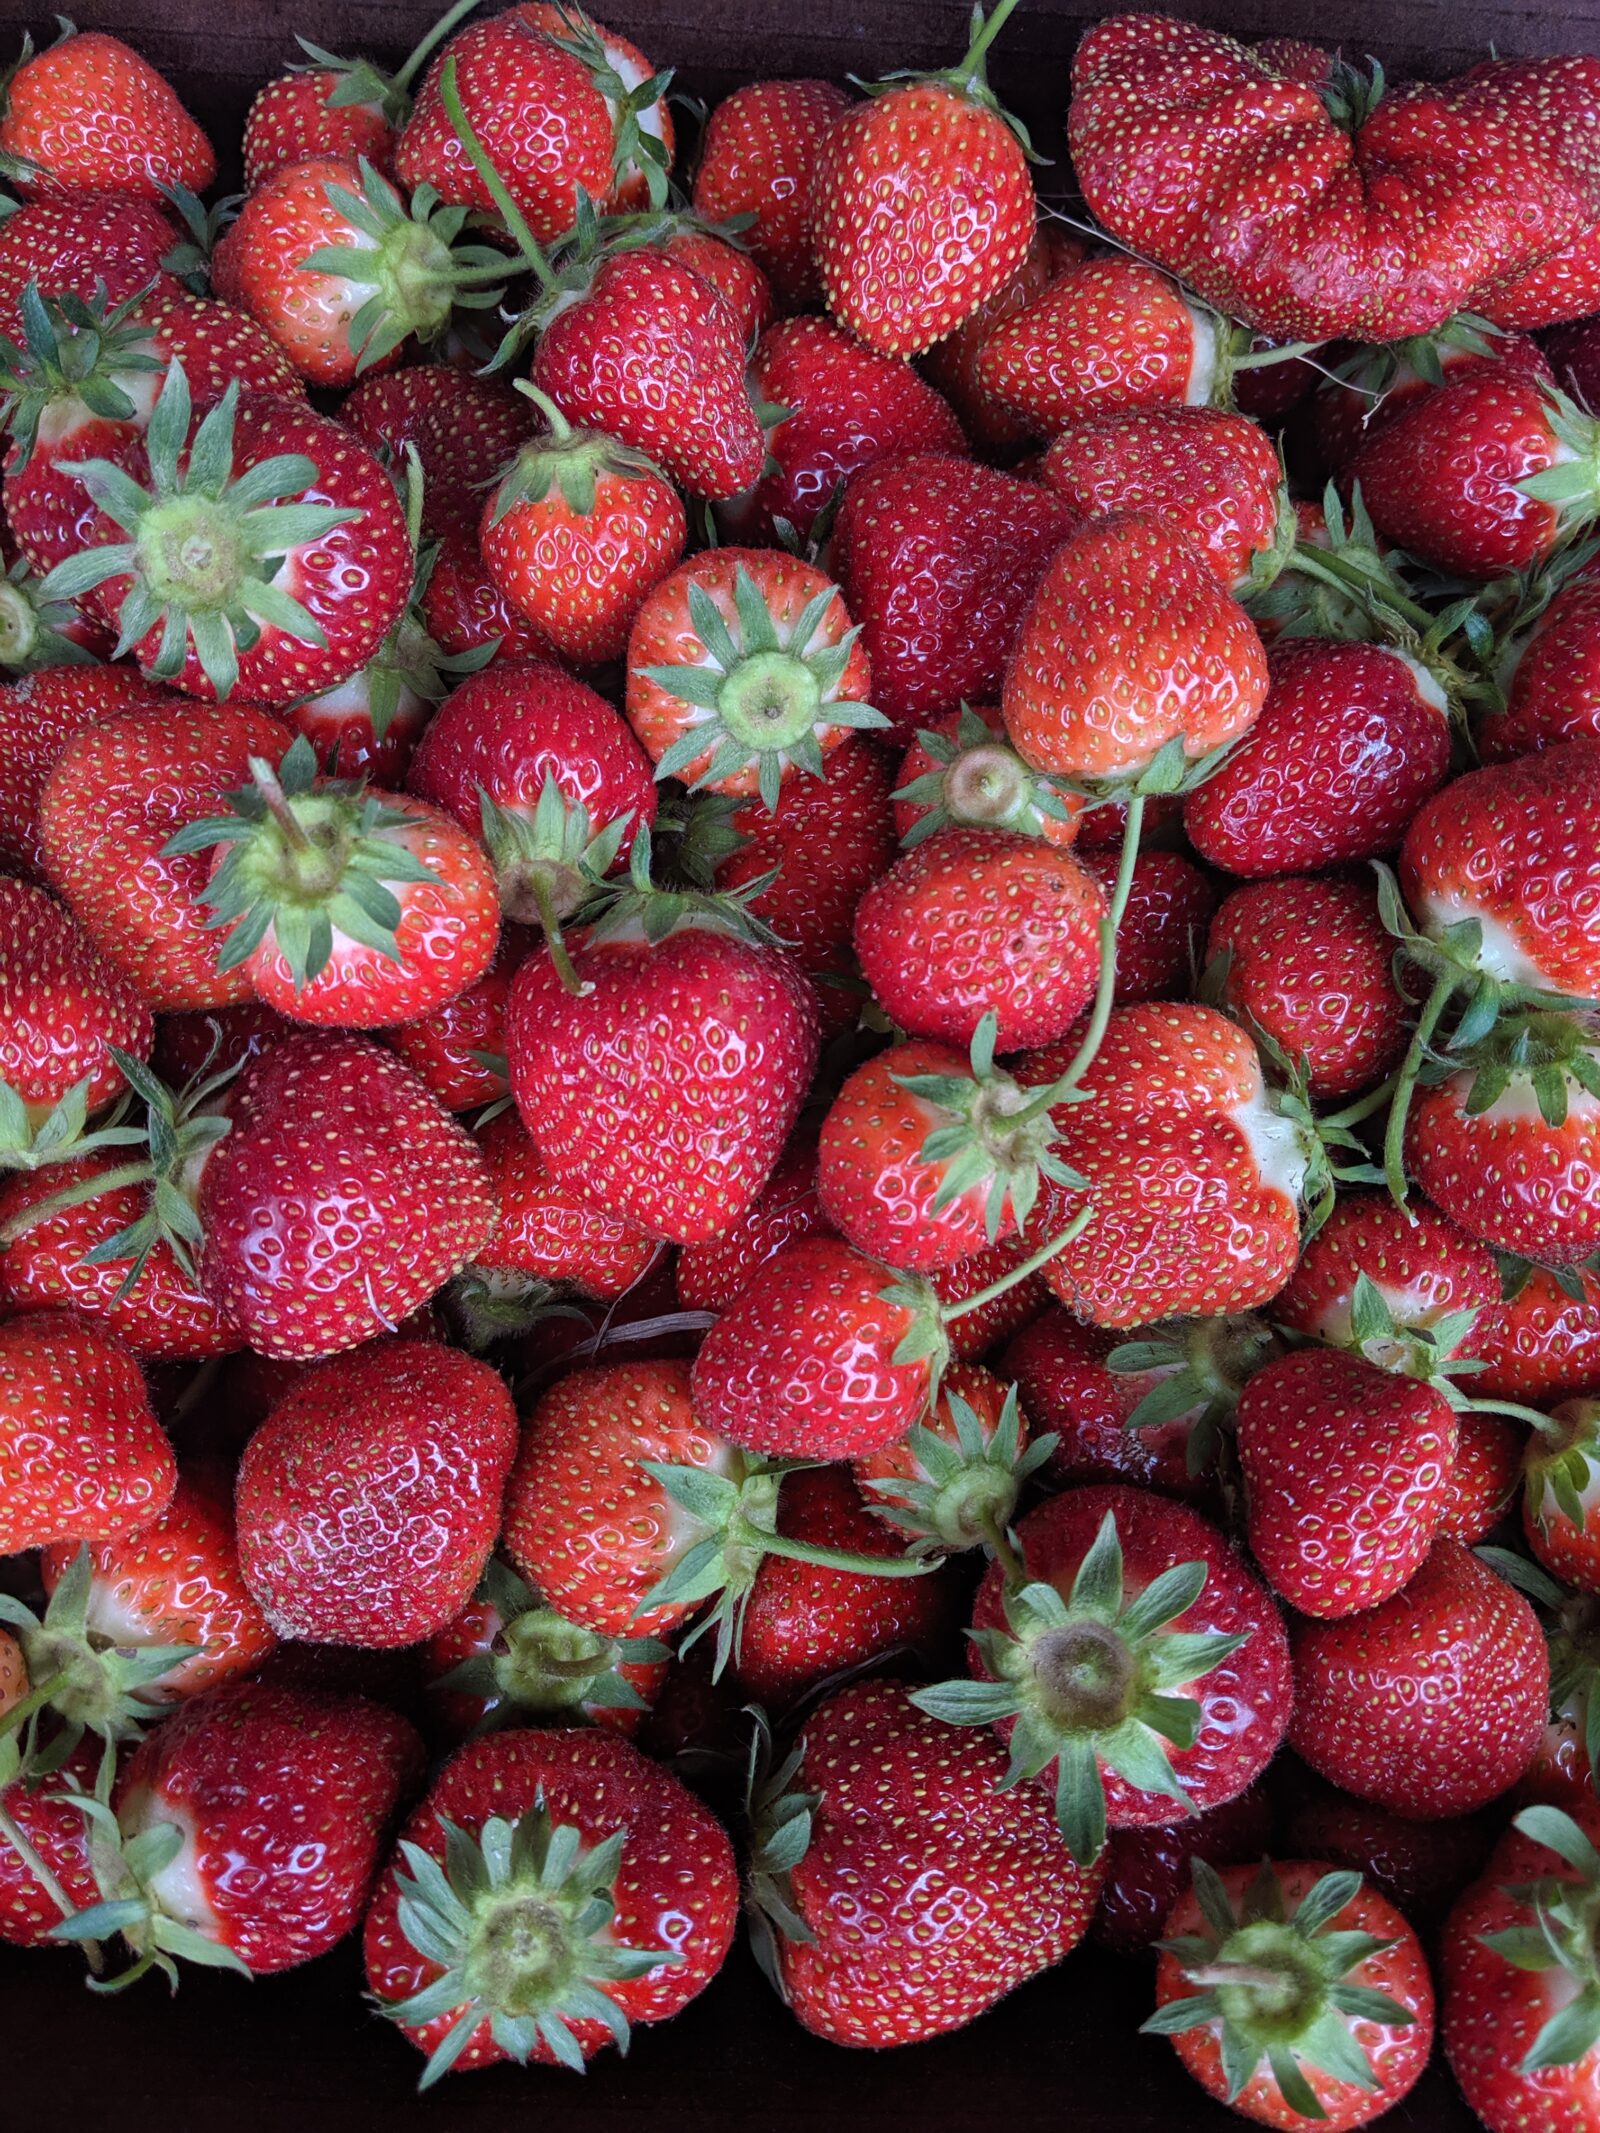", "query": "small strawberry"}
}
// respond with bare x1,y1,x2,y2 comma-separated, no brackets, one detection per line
364,1728,735,2083
1081,845,1218,1005
691,78,851,308
385,922,528,1113
673,1129,830,1313
1440,1410,1525,1543
1485,564,1600,762
919,225,1088,449
852,1364,1054,1555
1092,1786,1274,1956
340,361,537,538
0,660,177,880
1476,1261,1600,1406
0,192,178,339
894,704,1085,851
0,27,214,200
0,1739,106,1948
1524,1400,1600,1593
